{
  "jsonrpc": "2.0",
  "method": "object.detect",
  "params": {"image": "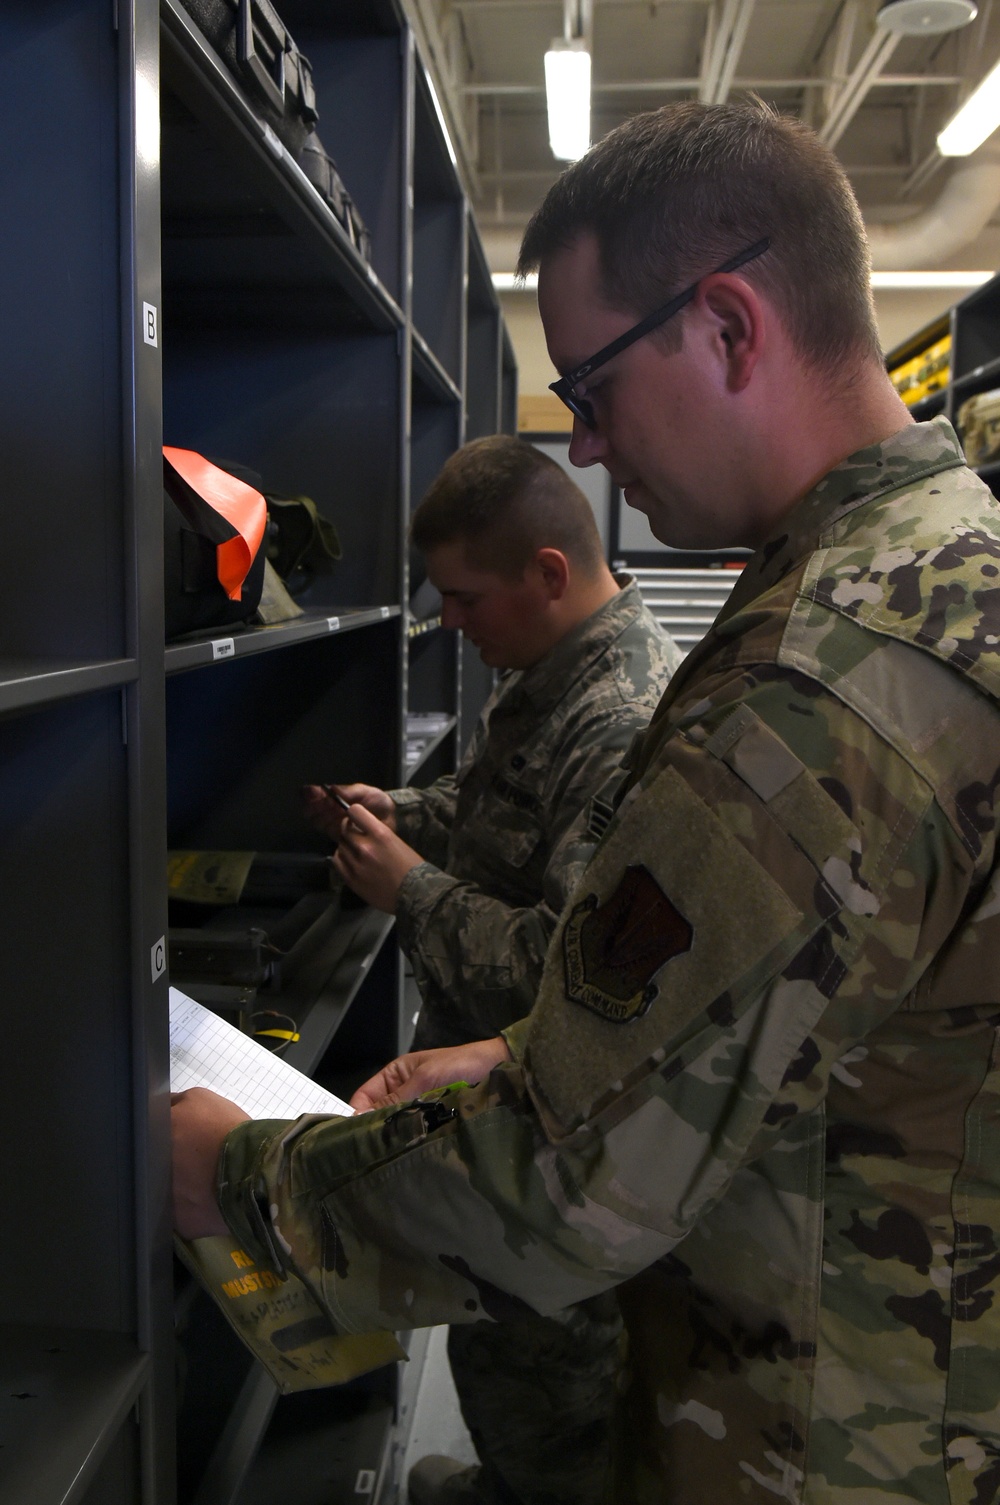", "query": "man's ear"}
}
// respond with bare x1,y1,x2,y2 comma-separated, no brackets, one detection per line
534,547,571,600
697,274,765,394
